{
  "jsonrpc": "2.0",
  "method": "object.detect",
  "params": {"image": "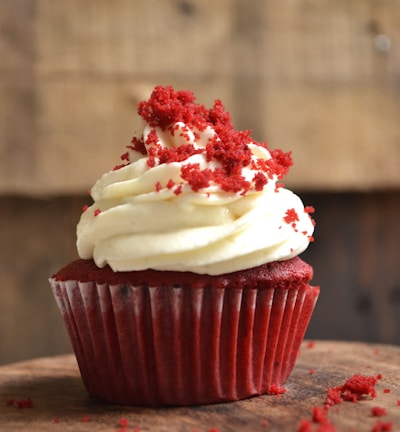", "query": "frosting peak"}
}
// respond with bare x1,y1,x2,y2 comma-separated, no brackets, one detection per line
77,85,315,275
